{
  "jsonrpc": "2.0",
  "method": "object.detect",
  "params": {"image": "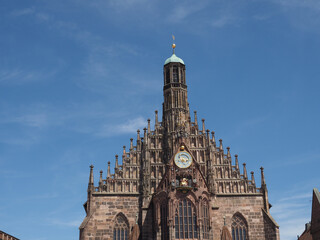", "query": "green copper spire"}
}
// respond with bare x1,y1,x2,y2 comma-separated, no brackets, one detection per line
164,54,185,65
164,36,185,65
